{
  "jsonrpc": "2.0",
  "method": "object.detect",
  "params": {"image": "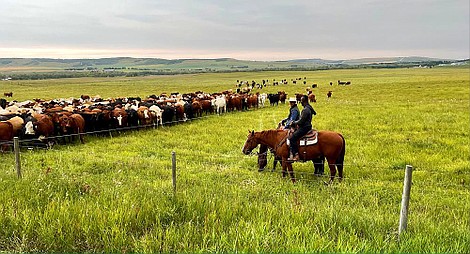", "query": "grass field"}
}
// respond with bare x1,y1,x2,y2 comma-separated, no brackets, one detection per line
0,67,469,253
